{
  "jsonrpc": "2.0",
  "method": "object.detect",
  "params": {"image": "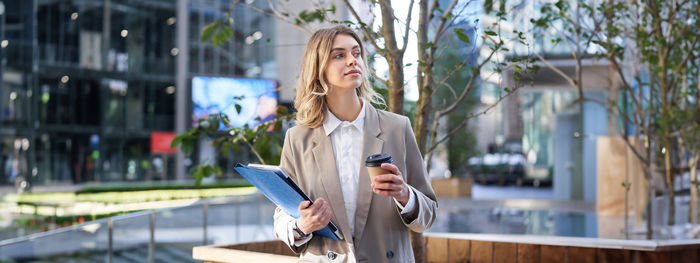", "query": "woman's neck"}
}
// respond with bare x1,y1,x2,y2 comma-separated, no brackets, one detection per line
326,89,362,122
